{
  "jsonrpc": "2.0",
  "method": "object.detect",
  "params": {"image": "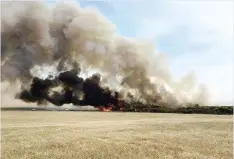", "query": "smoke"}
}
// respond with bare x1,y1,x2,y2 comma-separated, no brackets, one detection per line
1,1,211,107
